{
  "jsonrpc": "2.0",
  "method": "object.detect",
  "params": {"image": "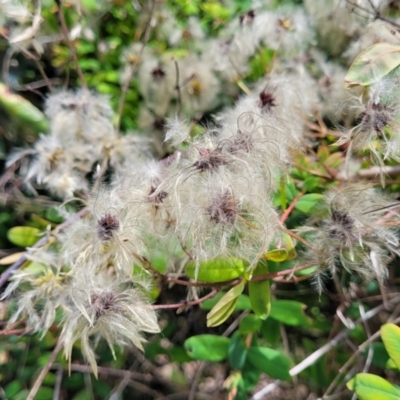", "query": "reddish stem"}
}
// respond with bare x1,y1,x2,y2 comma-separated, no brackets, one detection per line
280,191,305,223
152,288,219,310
